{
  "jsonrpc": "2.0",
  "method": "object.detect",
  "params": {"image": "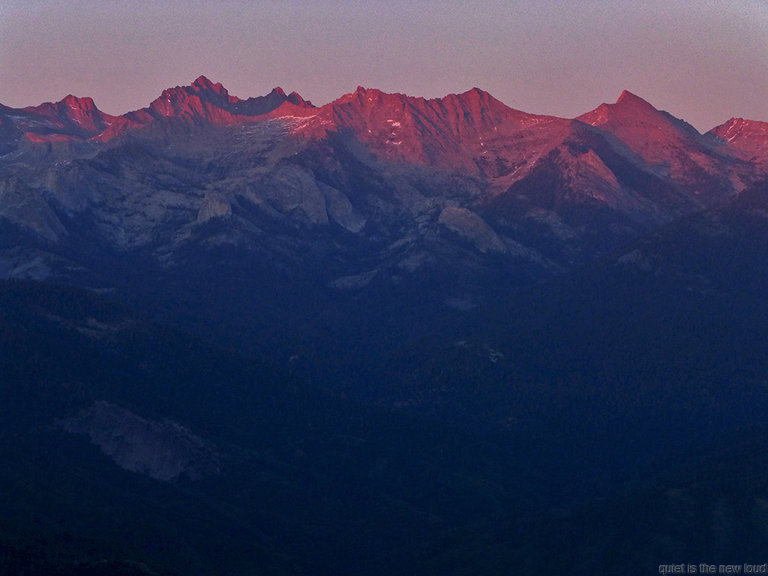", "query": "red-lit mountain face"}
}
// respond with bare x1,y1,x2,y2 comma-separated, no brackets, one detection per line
298,86,566,173
109,75,314,136
478,91,747,237
709,117,768,168
0,95,117,147
576,90,747,202
0,76,314,148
